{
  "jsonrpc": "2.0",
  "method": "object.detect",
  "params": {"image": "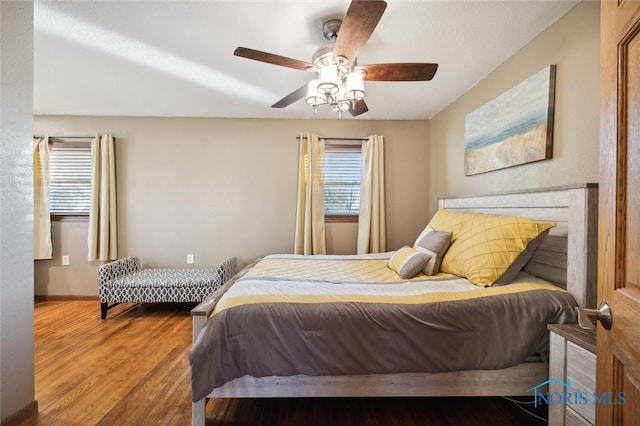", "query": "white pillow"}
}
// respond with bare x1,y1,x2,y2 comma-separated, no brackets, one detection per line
414,226,453,275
